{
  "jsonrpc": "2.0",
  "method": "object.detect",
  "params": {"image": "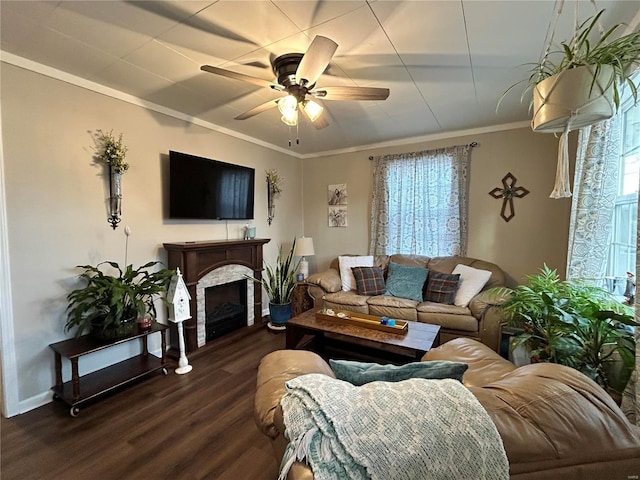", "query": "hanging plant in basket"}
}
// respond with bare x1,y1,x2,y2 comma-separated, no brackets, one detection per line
504,9,640,131
501,8,640,198
530,9,640,133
